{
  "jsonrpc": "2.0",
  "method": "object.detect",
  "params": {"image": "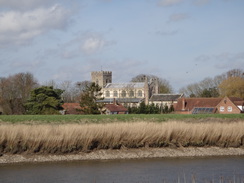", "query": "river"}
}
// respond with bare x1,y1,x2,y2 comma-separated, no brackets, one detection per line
0,156,244,183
